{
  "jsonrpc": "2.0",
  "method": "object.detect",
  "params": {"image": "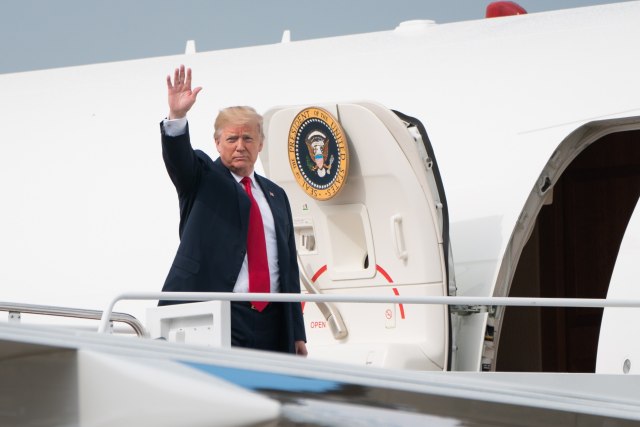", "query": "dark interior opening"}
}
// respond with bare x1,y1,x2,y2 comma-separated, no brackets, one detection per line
496,130,640,372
